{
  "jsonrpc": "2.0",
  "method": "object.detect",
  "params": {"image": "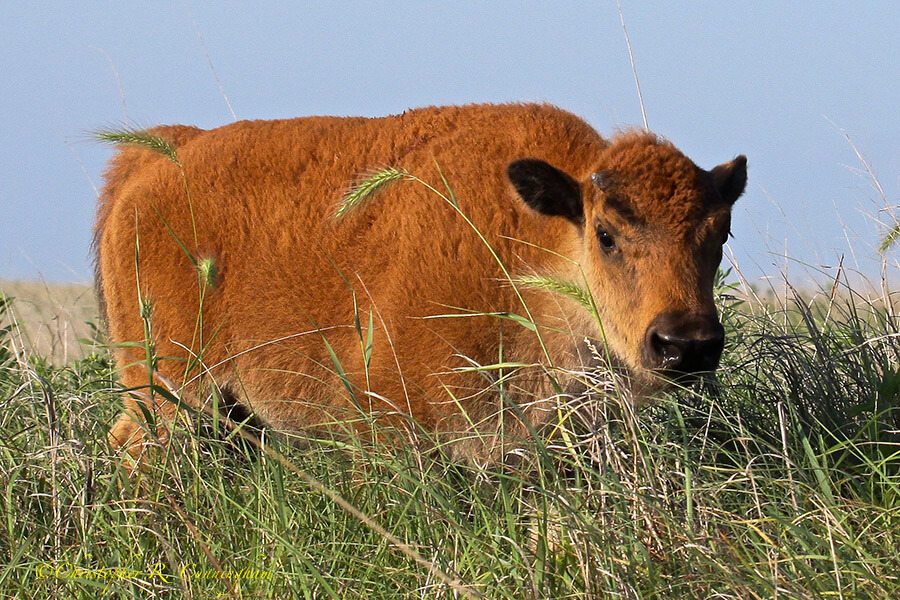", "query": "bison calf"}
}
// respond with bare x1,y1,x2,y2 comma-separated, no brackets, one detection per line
95,103,746,463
